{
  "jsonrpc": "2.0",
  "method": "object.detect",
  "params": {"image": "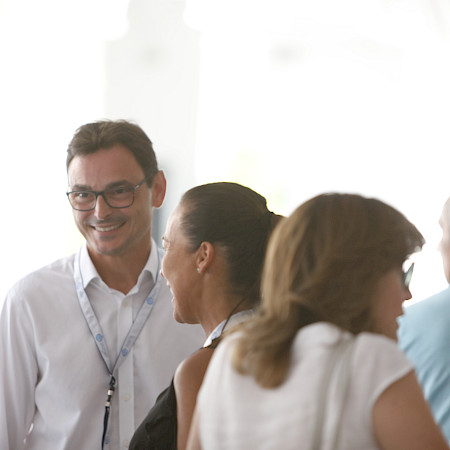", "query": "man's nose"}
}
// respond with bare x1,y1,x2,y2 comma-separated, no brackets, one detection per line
93,194,112,219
